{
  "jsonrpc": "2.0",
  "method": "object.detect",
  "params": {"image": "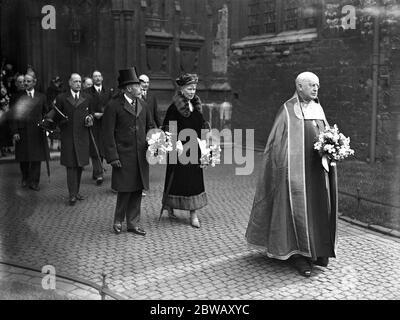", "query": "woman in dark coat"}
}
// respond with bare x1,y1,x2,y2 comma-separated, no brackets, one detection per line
162,73,209,228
